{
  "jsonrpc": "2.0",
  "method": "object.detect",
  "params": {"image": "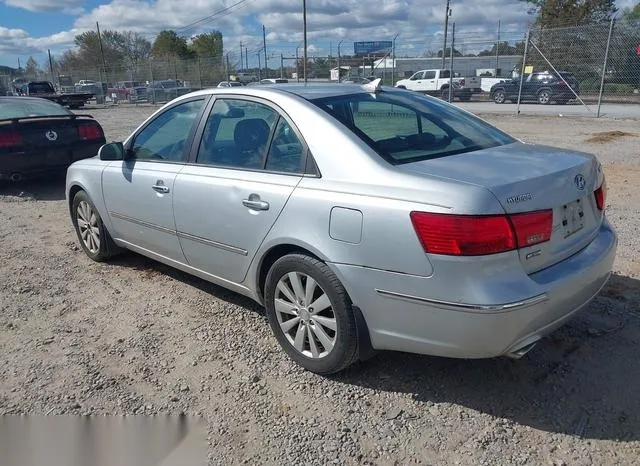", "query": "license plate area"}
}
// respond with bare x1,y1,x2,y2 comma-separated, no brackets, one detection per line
562,198,585,238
